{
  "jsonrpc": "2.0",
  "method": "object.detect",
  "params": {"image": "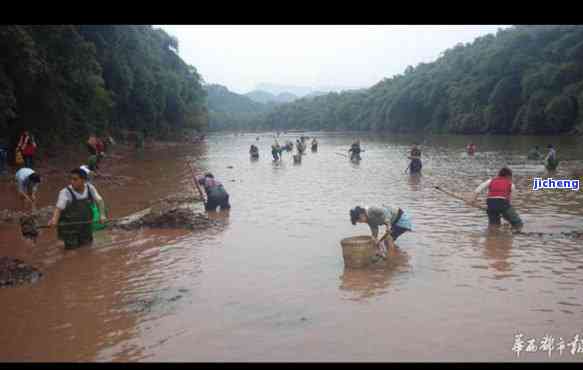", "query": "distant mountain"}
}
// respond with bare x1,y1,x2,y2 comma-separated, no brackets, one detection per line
275,92,298,103
204,84,274,131
316,85,367,93
244,90,277,104
254,83,367,98
304,91,329,99
245,90,298,104
206,84,269,114
254,83,313,97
